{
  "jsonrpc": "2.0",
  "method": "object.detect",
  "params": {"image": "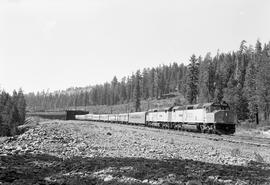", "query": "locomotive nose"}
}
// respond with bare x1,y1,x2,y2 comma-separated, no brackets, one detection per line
214,110,235,124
